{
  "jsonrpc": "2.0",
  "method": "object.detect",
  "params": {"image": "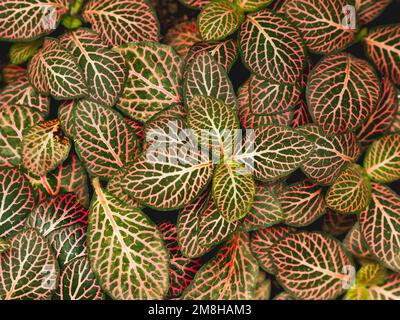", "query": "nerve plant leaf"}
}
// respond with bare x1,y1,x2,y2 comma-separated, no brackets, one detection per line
9,40,42,65
22,119,71,177
182,233,258,300
115,42,183,122
164,20,201,58
364,24,400,85
81,0,159,47
234,0,272,12
28,38,88,100
1,64,26,84
280,179,326,227
0,229,59,300
307,53,380,134
0,0,68,41
326,164,372,215
297,125,360,185
198,0,245,41
0,168,35,238
55,257,105,300
284,0,357,54
355,0,391,25
239,10,306,84
322,210,356,236
178,0,210,10
368,273,400,300
0,238,10,253
88,180,169,300
0,105,44,168
364,134,400,184
73,99,140,180
343,222,372,260
60,28,127,107
359,183,400,272
271,231,354,300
